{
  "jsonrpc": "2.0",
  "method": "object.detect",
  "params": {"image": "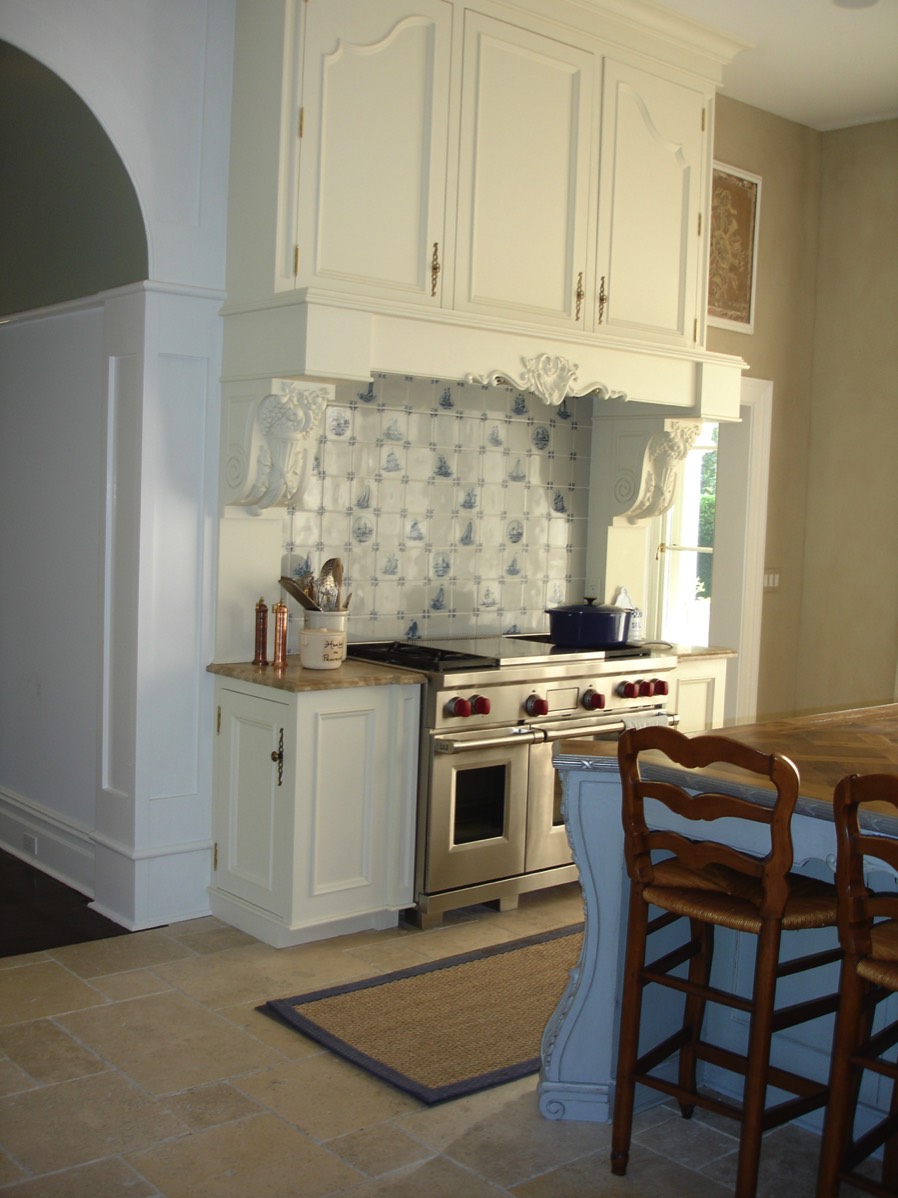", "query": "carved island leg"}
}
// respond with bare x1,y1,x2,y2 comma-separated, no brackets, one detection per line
538,758,627,1122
